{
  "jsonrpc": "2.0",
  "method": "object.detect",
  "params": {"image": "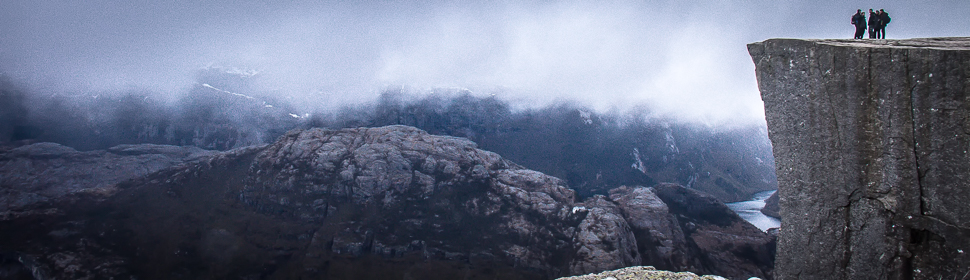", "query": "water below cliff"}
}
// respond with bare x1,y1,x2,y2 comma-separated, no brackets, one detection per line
726,190,780,232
